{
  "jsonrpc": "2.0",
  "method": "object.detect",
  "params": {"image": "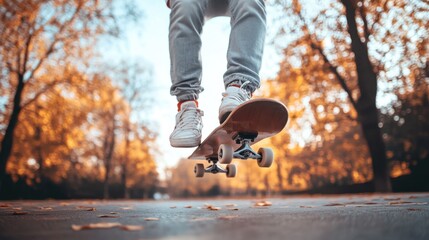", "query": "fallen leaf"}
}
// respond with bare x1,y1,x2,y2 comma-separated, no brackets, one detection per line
12,207,23,211
218,215,237,220
225,204,237,207
184,206,192,209
12,211,28,215
39,207,53,211
109,212,119,214
120,225,144,231
120,207,134,210
77,206,96,211
71,222,121,231
324,203,346,207
98,215,119,218
0,204,11,208
144,217,159,221
254,201,272,207
204,205,221,211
